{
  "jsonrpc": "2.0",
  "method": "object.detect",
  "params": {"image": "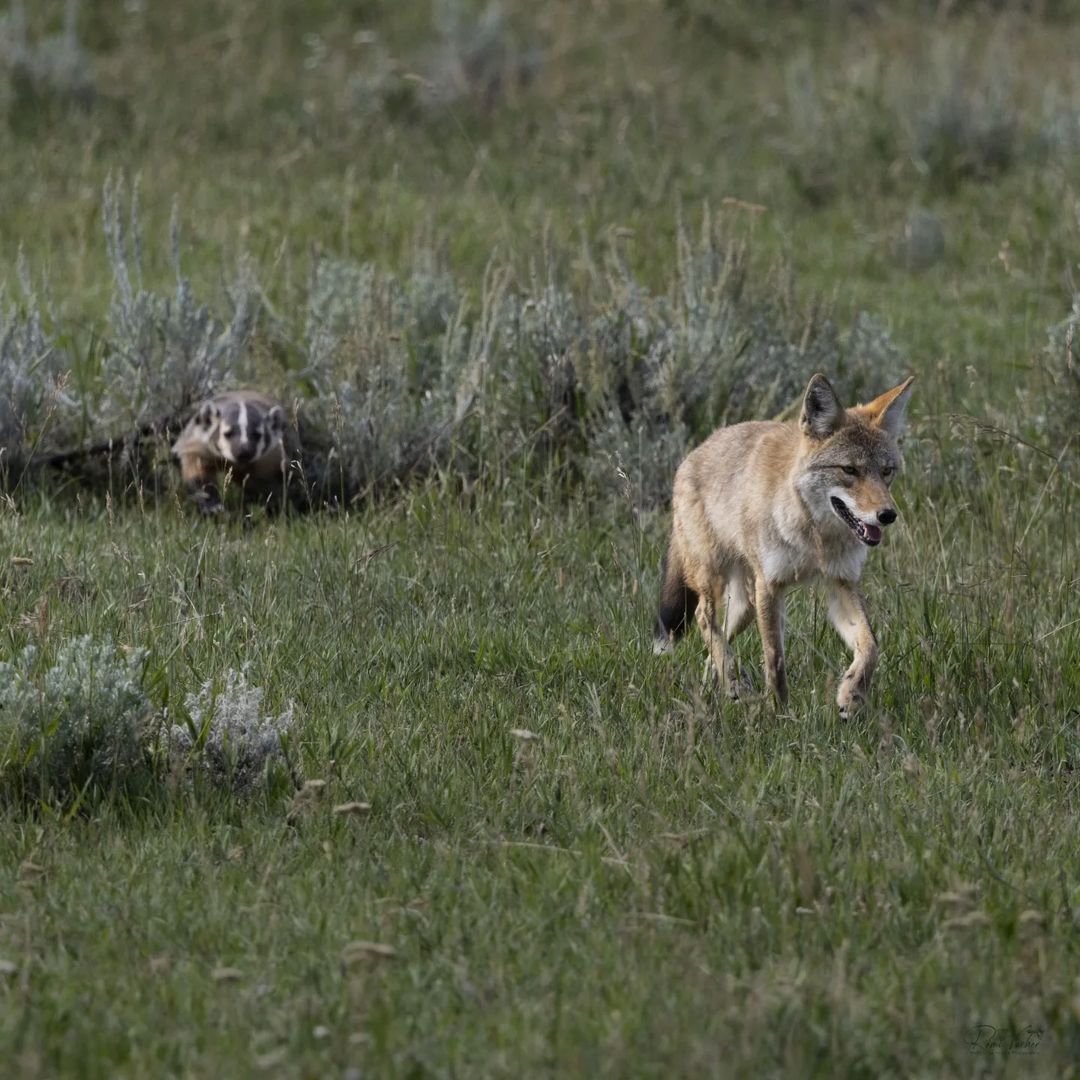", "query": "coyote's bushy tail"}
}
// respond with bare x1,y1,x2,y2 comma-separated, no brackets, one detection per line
655,547,698,650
